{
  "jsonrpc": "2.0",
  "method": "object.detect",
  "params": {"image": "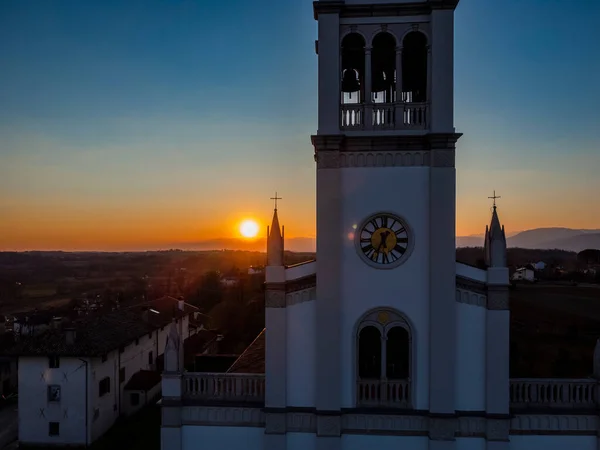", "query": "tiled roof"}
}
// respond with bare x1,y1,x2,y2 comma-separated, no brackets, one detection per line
5,310,166,357
184,330,217,359
146,296,195,316
194,355,239,373
124,370,161,391
226,329,265,374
